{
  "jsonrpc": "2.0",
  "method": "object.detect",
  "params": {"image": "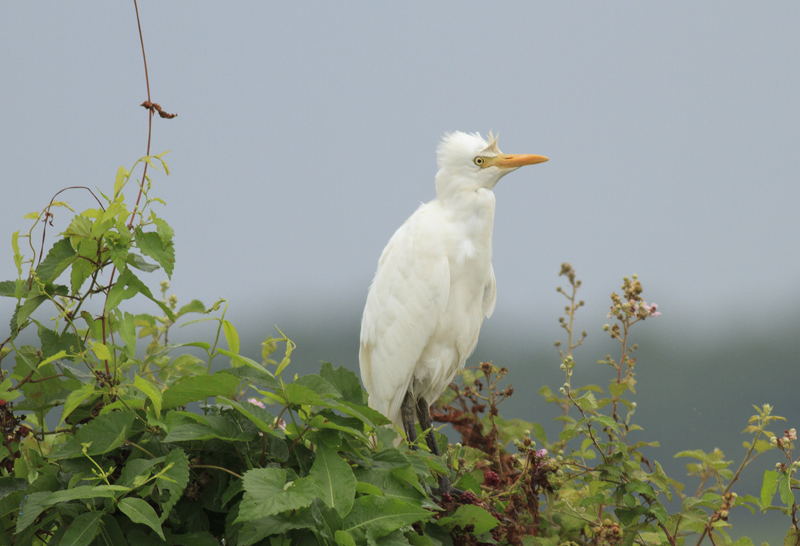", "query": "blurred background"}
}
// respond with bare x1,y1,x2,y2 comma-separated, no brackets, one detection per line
1,3,798,541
